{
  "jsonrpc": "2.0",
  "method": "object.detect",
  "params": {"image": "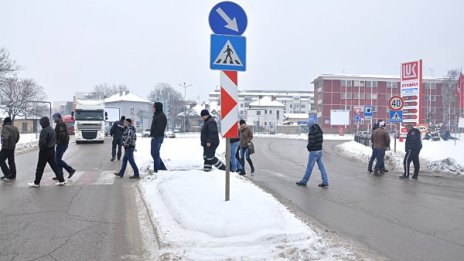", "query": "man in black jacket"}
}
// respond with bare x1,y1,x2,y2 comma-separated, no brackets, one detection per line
400,124,422,179
28,117,66,187
52,113,75,180
110,116,125,161
0,117,20,181
150,102,167,172
200,110,225,172
296,117,329,187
